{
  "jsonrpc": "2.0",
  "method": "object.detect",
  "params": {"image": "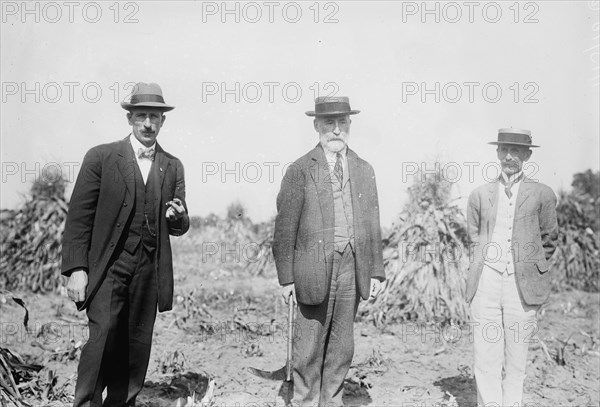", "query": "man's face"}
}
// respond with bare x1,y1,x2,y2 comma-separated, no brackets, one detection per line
497,144,532,176
314,115,351,153
128,108,166,147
